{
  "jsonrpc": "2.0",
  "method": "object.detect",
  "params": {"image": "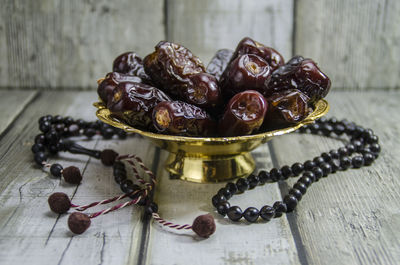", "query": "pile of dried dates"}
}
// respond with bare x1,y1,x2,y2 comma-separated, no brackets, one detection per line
97,37,331,137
